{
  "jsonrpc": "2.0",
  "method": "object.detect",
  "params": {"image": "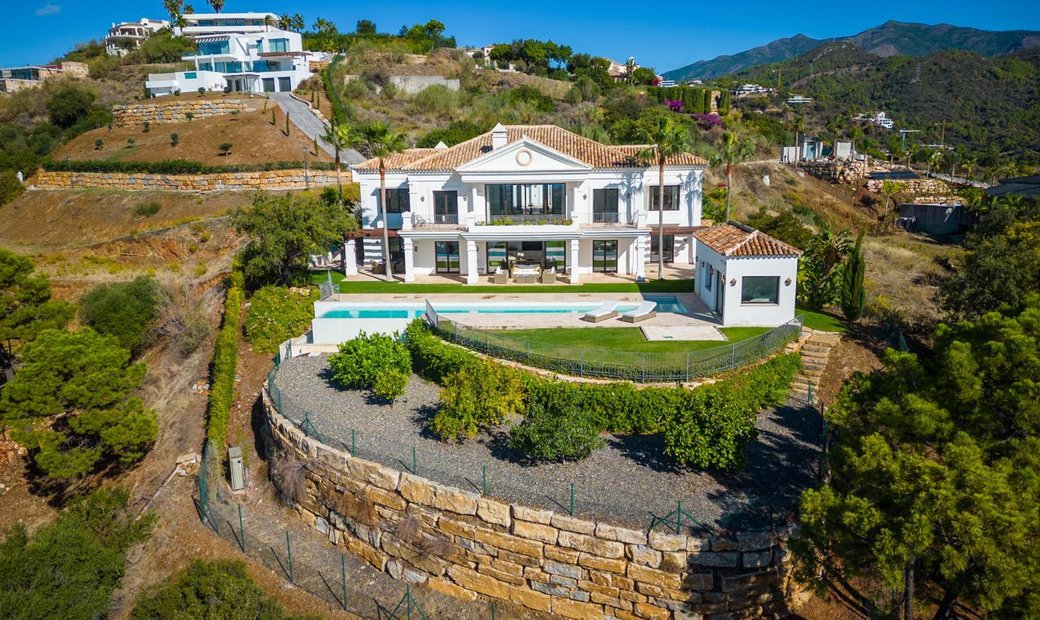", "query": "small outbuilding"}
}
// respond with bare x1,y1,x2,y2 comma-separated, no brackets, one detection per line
693,222,802,327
